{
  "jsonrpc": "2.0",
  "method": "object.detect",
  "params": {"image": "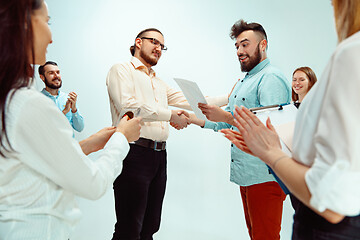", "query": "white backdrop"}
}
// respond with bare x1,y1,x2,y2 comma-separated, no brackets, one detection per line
37,0,337,239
